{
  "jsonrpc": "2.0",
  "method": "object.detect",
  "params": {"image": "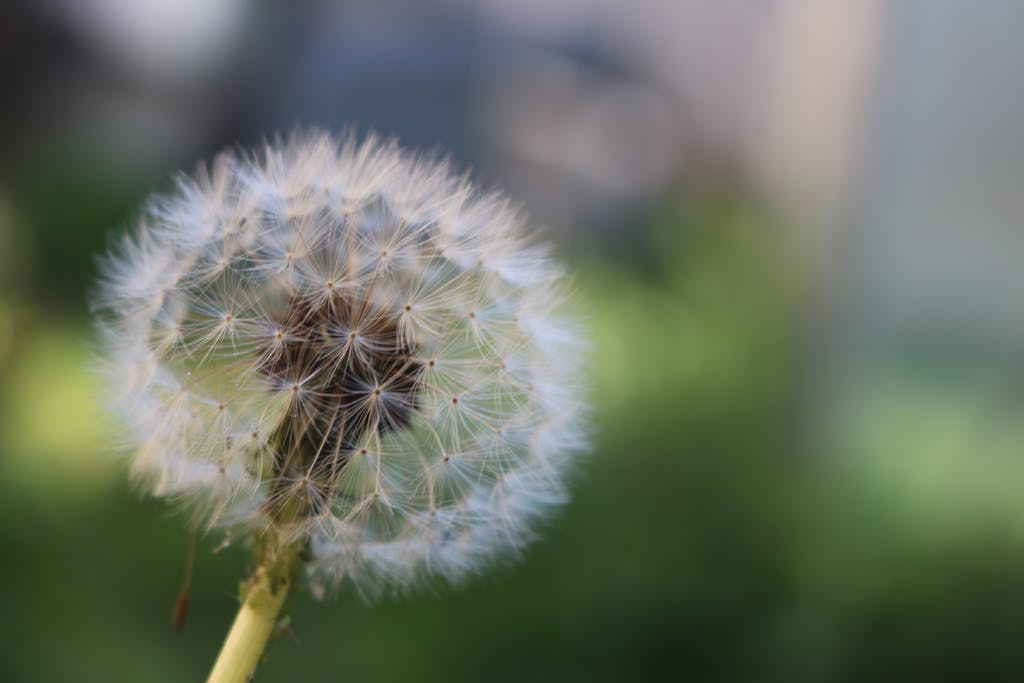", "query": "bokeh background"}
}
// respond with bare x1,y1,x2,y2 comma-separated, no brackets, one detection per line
3,1,1024,681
